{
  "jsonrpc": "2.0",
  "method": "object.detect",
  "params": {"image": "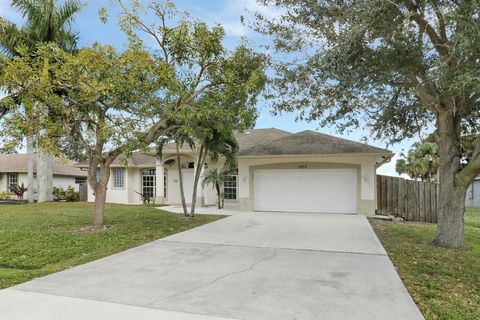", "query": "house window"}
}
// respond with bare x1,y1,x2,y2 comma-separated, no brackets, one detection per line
180,162,195,169
113,169,125,188
163,169,168,198
223,170,238,200
96,168,101,182
75,177,87,184
142,169,156,199
8,173,18,190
